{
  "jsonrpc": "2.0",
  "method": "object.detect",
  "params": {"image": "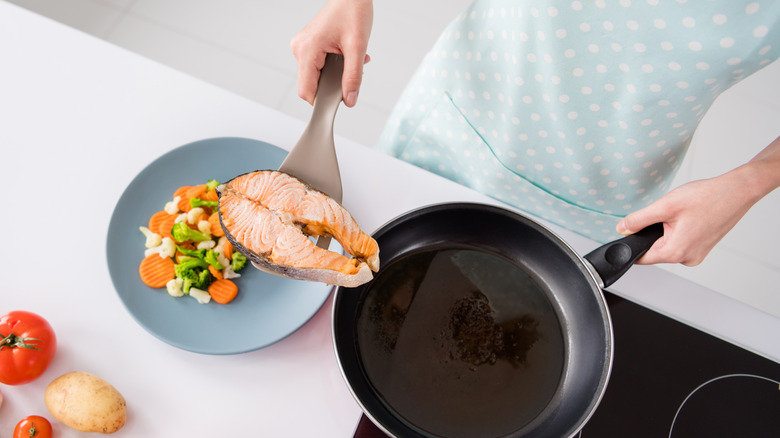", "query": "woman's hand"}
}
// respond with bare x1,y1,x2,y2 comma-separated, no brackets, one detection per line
290,0,373,107
617,135,780,266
